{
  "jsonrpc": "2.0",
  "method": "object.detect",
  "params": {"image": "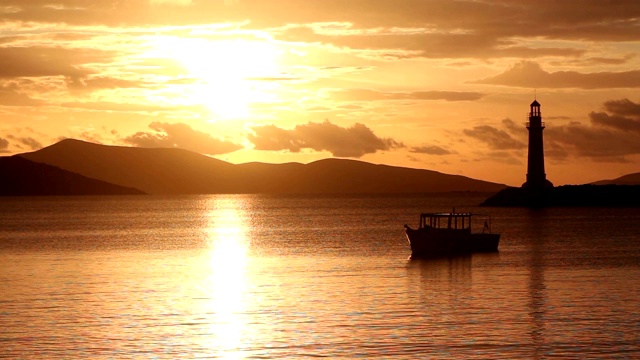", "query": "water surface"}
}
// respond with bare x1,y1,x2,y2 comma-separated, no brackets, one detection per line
1,194,639,358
